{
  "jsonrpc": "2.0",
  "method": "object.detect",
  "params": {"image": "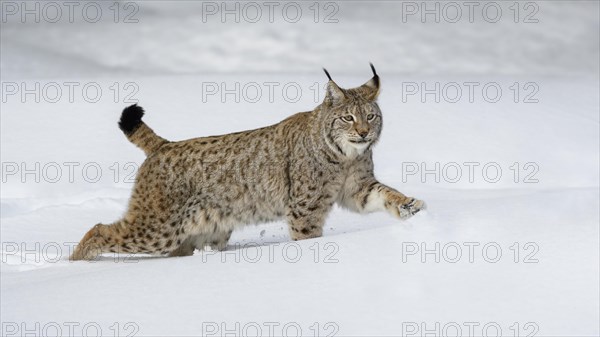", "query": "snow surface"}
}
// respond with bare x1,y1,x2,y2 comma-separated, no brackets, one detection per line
1,1,599,336
1,1,599,78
